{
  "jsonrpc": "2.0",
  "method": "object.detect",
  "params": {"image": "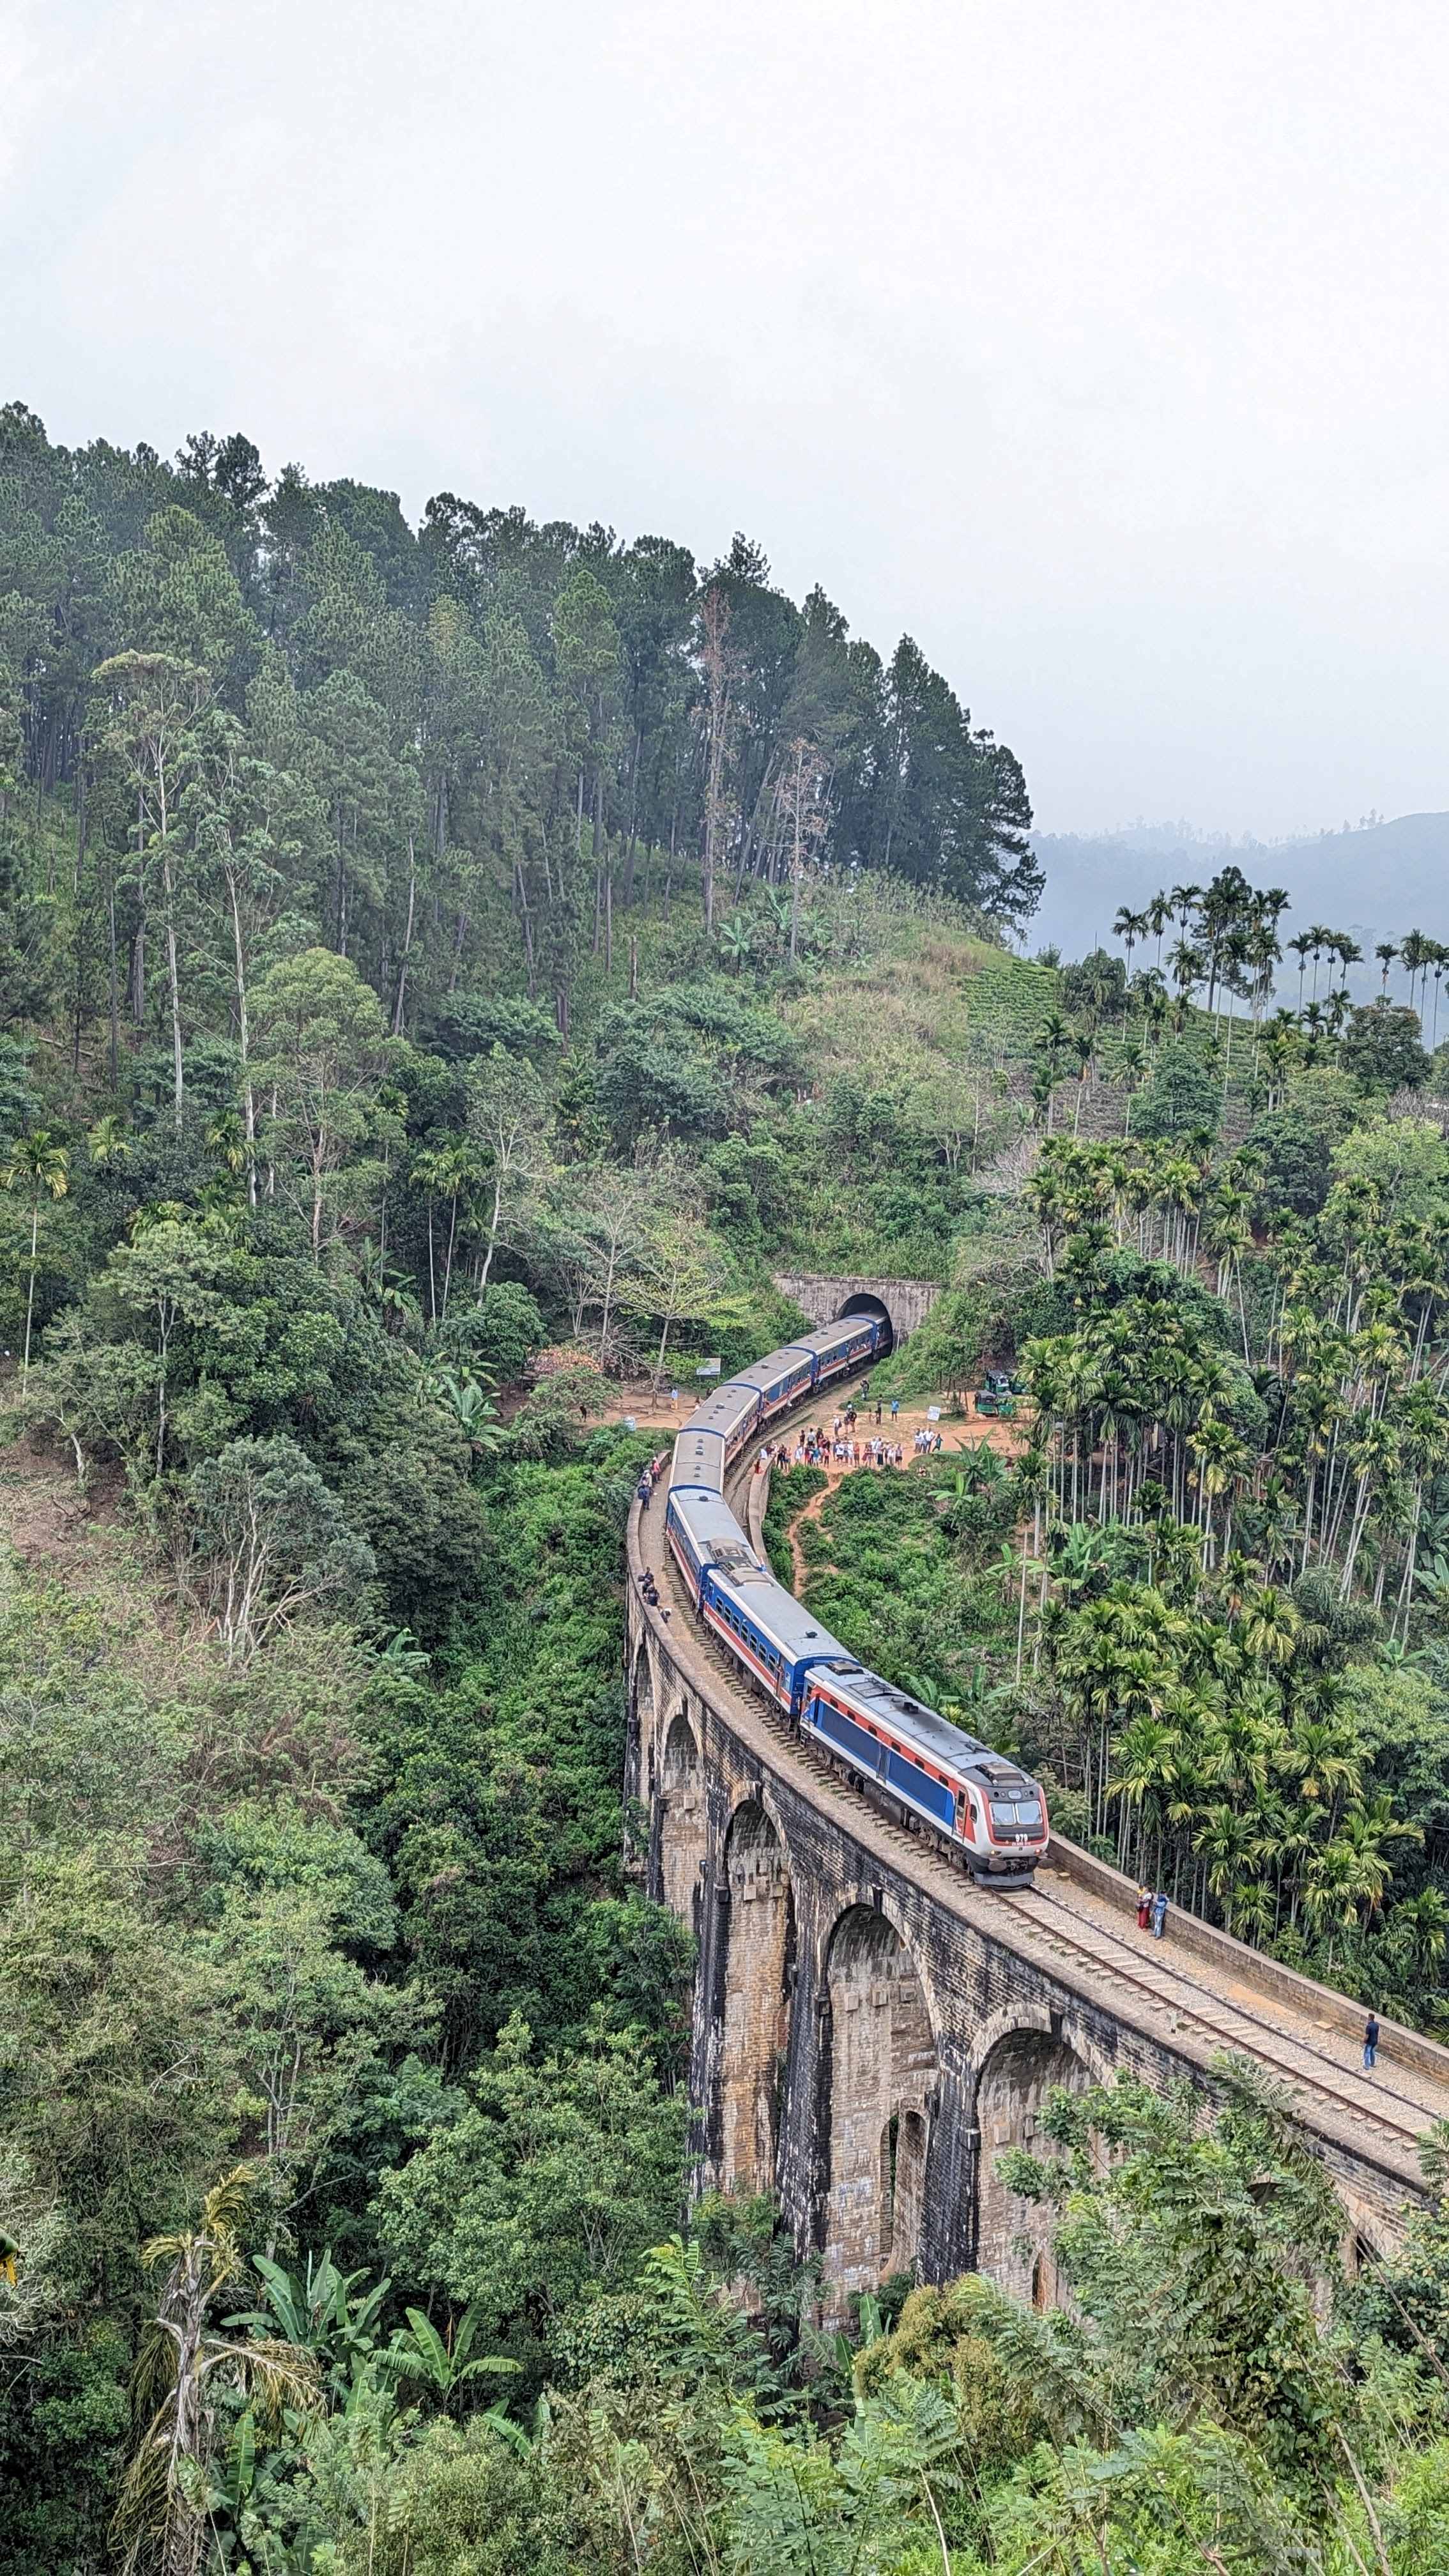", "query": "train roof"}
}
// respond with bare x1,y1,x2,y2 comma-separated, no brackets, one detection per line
671,1425,726,1489
686,1381,763,1441
820,1662,1033,1791
732,1343,819,1395
738,1577,850,1663
668,1486,768,1566
670,1488,848,1662
806,1313,879,1356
